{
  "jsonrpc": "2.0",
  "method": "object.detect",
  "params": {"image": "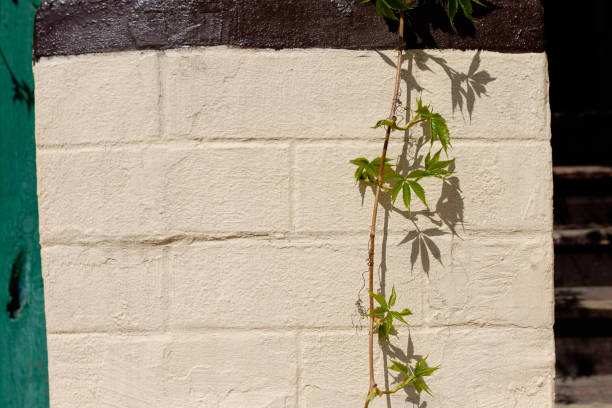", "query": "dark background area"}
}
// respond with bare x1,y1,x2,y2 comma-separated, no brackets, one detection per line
545,0,612,405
